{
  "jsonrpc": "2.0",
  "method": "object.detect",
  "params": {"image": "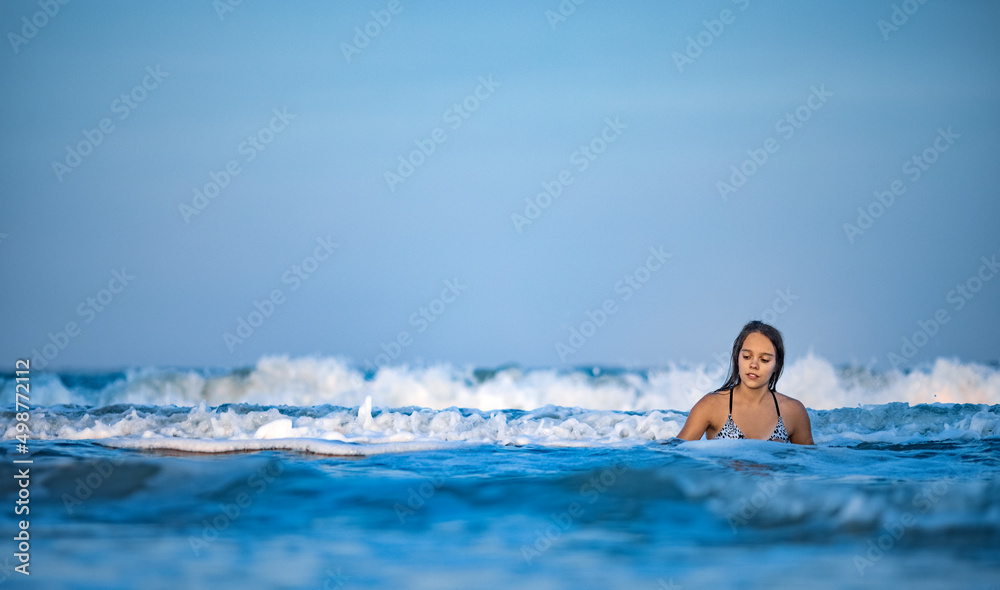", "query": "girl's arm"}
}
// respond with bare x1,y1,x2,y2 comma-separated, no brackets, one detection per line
787,399,814,445
676,395,714,441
